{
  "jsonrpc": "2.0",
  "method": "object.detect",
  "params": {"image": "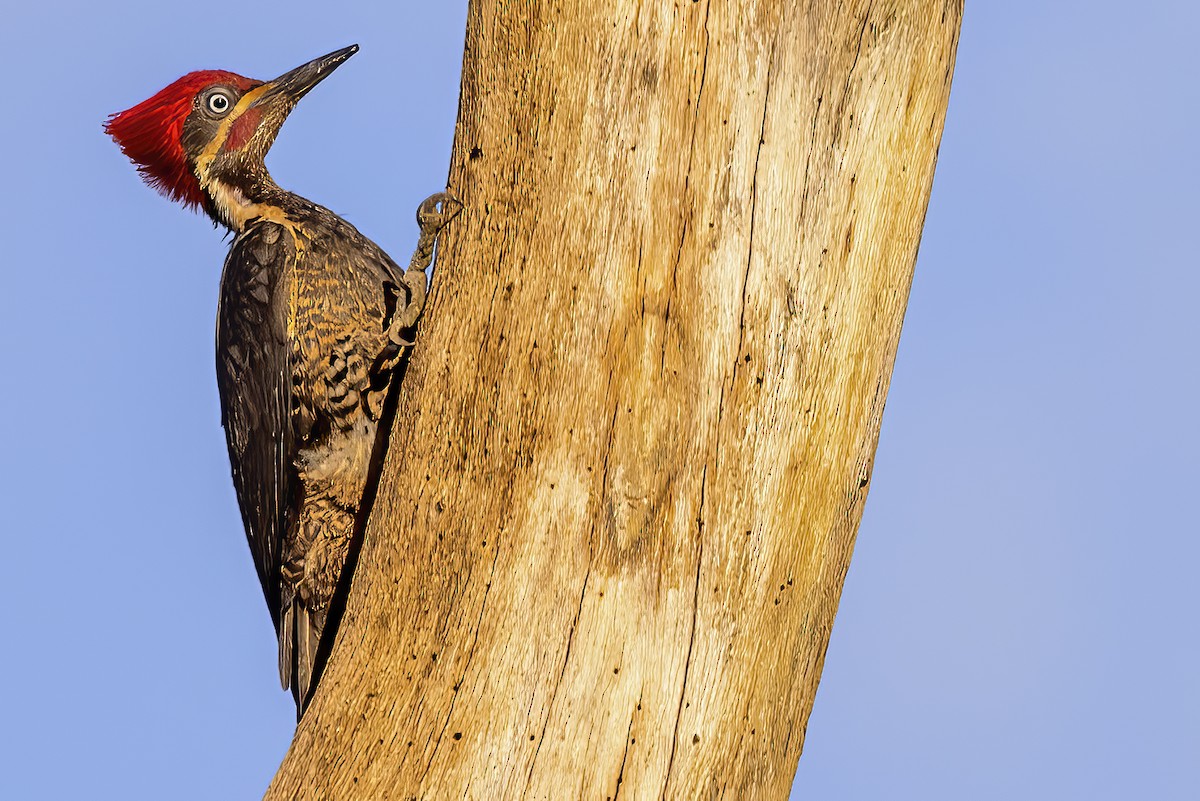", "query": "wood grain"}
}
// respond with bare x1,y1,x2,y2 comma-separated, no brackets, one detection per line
267,1,962,797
